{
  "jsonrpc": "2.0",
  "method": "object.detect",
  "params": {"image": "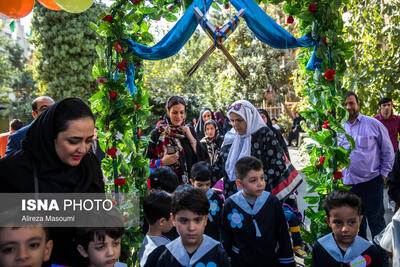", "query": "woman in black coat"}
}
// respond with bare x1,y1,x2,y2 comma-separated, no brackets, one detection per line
147,96,200,183
0,98,105,265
